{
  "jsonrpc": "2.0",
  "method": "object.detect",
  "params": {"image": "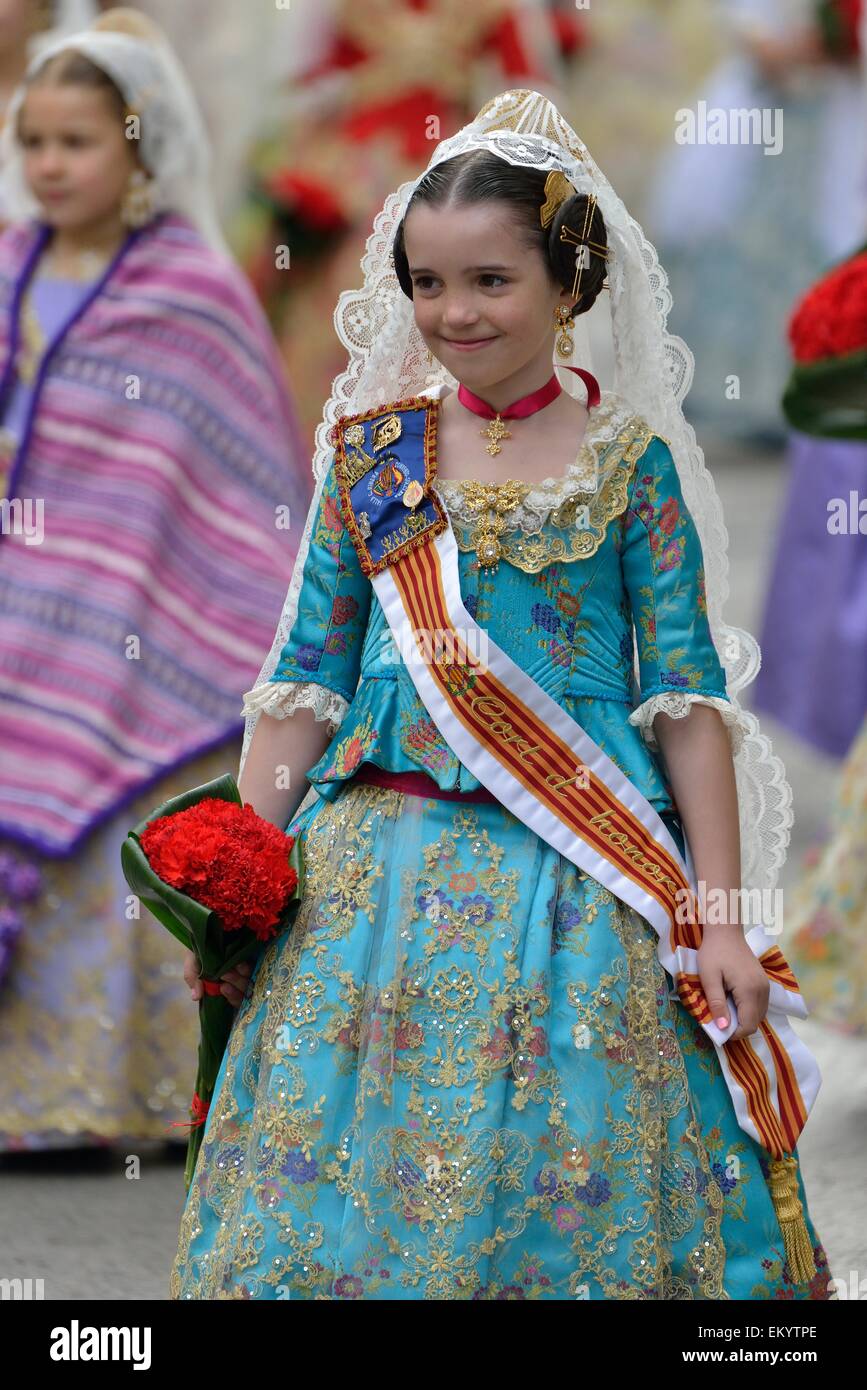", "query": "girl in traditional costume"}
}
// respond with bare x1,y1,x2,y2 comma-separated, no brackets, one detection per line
172,89,834,1300
0,9,309,1150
